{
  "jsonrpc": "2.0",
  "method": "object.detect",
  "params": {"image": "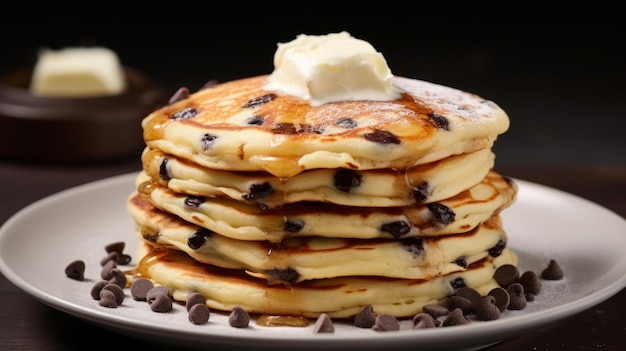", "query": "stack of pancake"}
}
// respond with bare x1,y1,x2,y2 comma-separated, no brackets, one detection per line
127,32,517,318
126,70,517,319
